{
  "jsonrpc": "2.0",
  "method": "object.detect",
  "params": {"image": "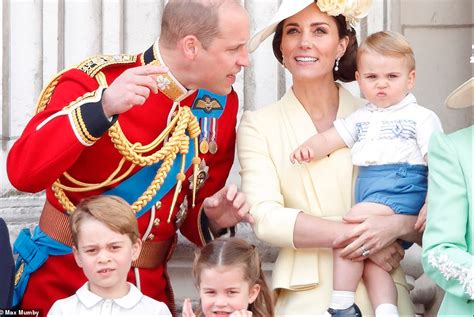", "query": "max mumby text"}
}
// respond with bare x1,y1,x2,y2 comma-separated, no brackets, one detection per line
0,309,41,317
